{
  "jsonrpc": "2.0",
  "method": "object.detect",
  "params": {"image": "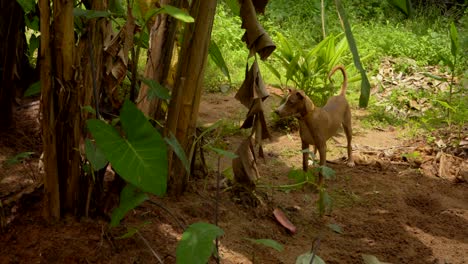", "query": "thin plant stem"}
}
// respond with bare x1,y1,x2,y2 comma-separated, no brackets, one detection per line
321,0,326,39
136,230,164,264
214,156,221,264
